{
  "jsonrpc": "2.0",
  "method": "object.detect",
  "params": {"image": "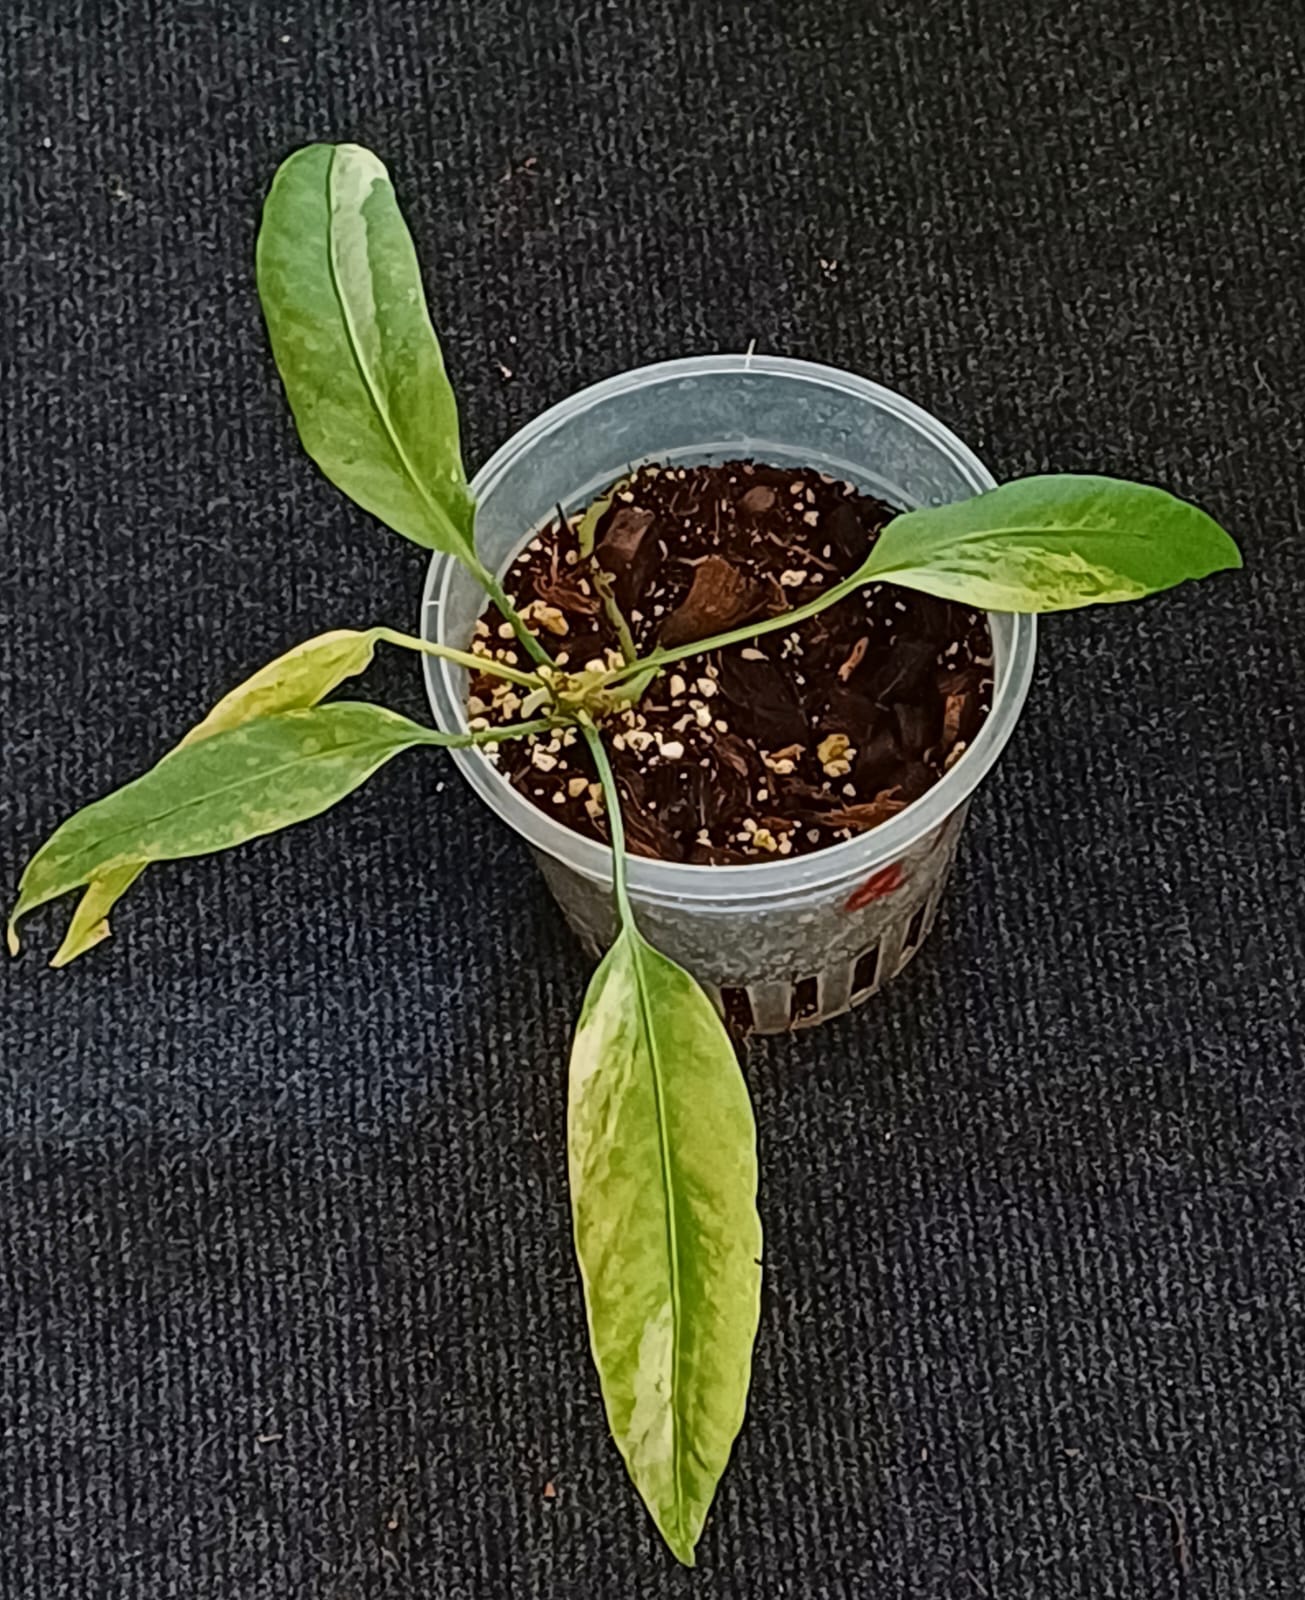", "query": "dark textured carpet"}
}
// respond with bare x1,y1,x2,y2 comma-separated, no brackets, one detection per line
2,2,1302,1595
